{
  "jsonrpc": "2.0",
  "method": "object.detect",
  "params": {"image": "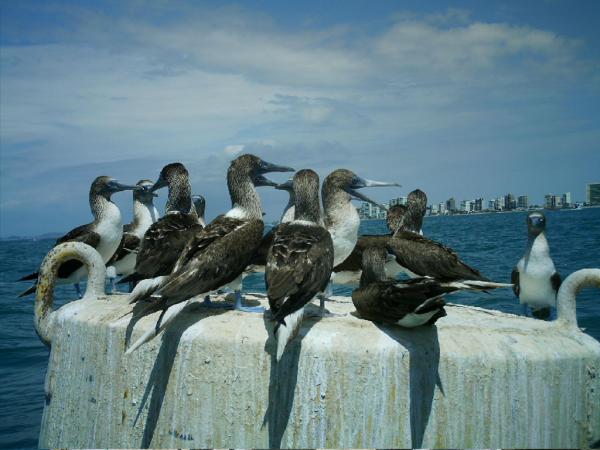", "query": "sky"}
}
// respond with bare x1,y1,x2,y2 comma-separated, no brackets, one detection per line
1,0,599,236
